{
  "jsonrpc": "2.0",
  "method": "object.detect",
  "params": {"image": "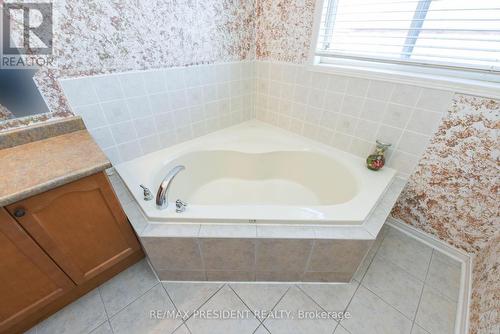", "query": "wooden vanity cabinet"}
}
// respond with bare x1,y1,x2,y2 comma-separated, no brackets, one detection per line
1,172,143,334
6,172,141,285
0,208,74,333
